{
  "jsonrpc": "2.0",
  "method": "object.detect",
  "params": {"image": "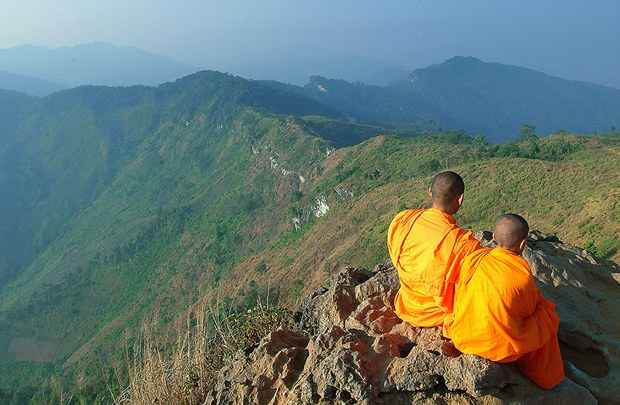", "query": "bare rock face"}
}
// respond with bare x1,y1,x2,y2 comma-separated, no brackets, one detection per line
206,233,620,404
